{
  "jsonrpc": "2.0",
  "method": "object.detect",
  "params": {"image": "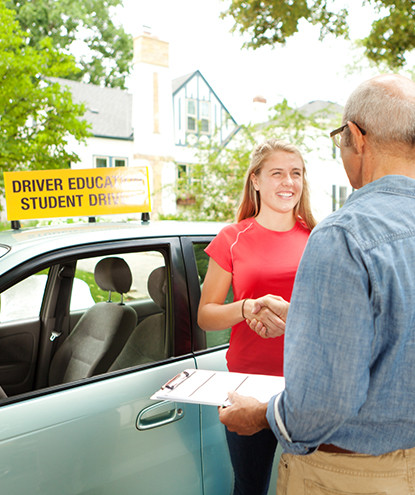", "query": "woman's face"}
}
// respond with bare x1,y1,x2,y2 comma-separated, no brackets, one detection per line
251,151,304,216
